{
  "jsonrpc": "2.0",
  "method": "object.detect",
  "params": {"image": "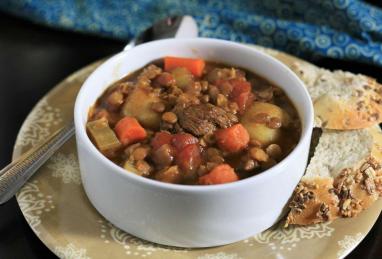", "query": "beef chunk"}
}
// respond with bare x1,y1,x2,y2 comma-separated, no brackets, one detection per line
174,103,238,136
